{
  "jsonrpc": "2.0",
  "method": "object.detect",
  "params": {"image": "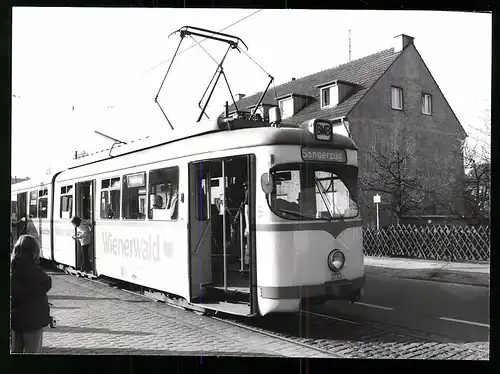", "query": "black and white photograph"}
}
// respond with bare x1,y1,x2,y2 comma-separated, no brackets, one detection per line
10,7,490,360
